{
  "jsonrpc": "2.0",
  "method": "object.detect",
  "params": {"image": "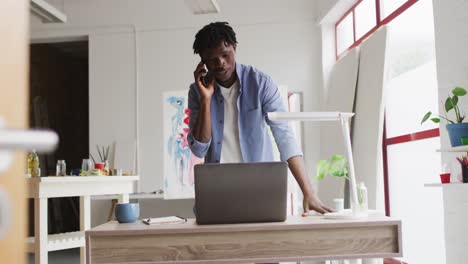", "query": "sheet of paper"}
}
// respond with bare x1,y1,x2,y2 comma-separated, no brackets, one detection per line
142,216,186,225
